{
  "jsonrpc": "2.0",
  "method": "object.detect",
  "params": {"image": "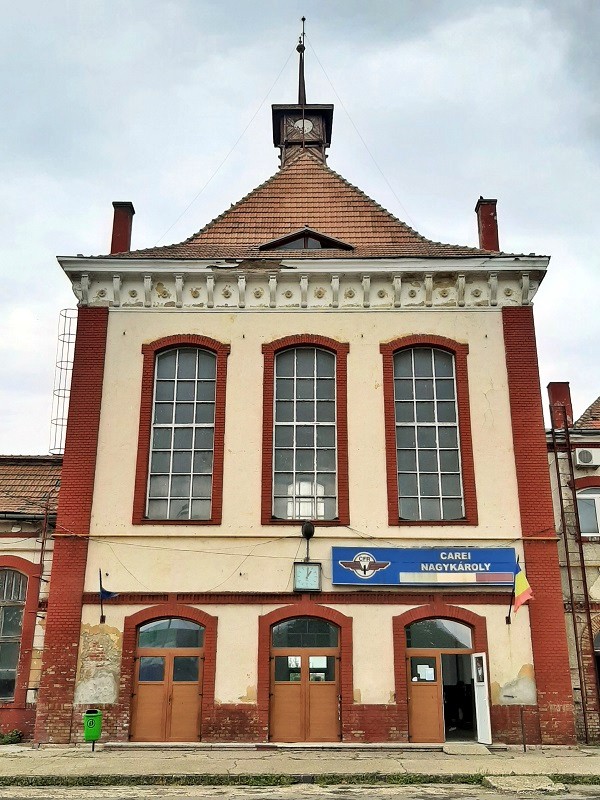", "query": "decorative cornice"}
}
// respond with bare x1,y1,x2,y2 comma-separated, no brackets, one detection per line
59,256,548,311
